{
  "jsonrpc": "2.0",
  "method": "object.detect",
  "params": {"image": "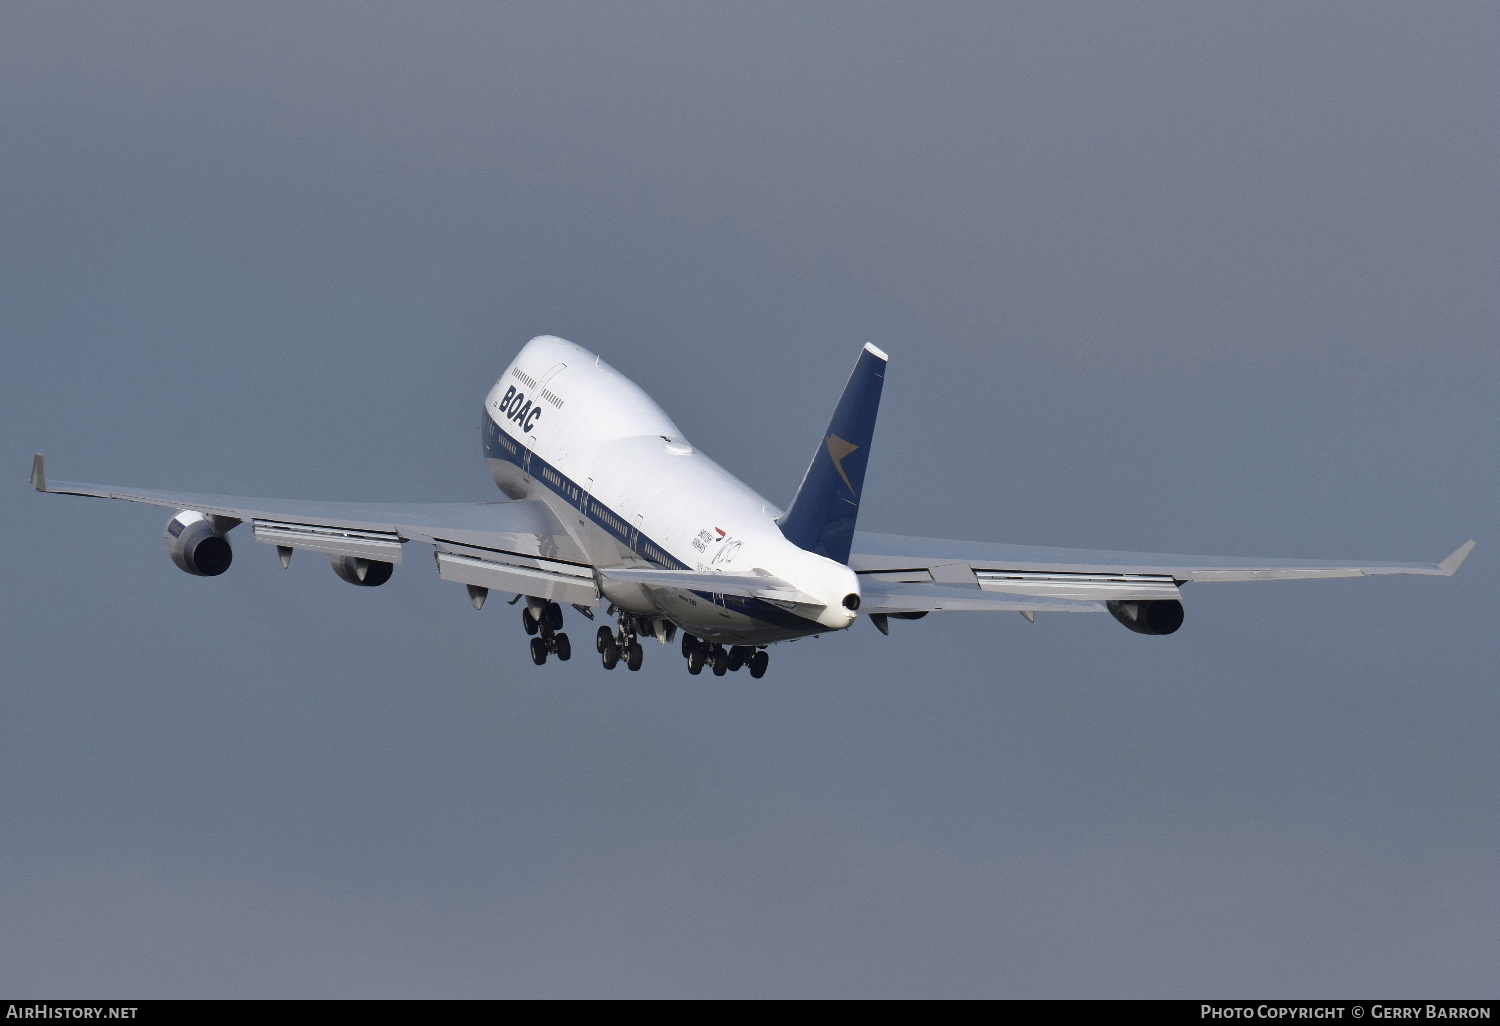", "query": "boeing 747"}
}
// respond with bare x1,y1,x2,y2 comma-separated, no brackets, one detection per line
30,335,1473,677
